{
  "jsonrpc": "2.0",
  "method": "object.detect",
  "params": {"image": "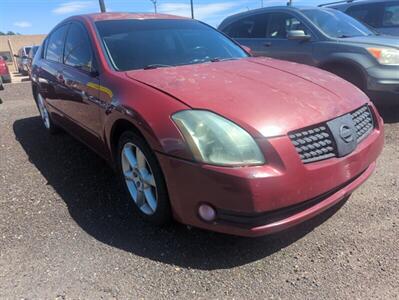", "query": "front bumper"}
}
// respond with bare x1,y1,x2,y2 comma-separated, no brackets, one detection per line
157,107,384,237
366,65,399,99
